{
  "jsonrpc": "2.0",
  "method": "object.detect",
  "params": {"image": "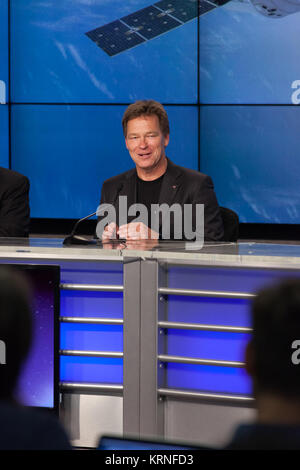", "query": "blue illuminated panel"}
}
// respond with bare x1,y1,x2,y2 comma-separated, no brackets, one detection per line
59,260,124,384
60,262,123,319
11,0,197,103
166,296,251,327
200,106,300,224
0,105,9,167
166,330,250,362
11,105,197,218
167,266,300,293
163,265,300,396
60,291,123,319
166,363,252,395
60,357,123,384
60,323,123,352
61,262,123,285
